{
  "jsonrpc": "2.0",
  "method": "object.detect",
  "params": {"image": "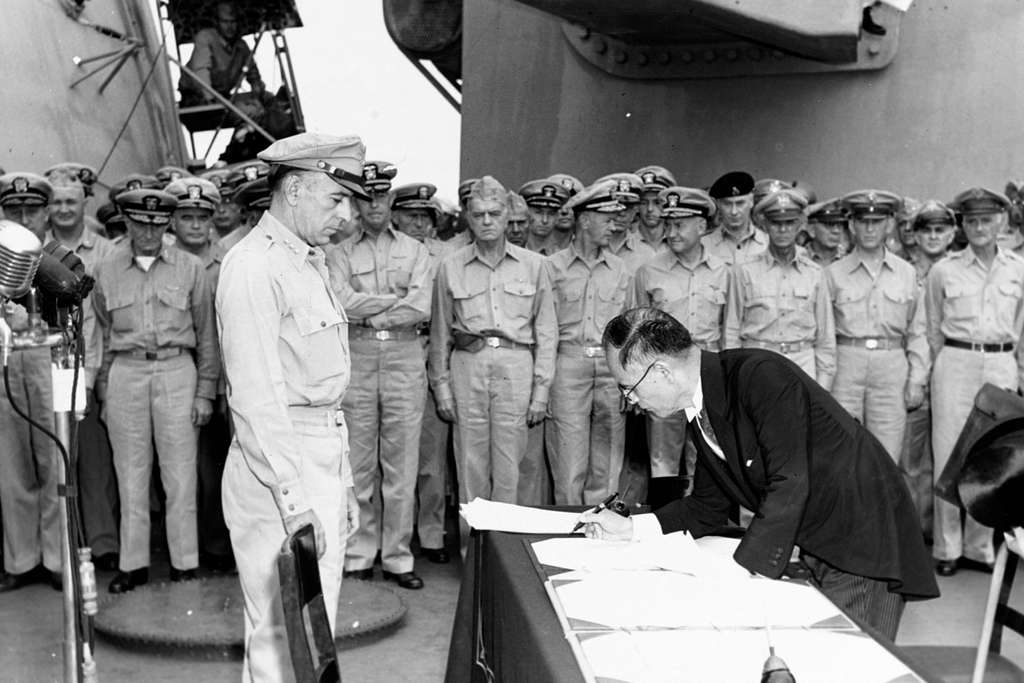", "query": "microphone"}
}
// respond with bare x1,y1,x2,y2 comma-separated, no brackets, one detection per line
0,219,43,299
